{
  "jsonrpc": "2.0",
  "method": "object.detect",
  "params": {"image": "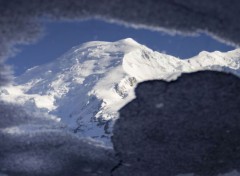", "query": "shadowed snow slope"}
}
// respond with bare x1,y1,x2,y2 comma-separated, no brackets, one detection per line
1,38,240,145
